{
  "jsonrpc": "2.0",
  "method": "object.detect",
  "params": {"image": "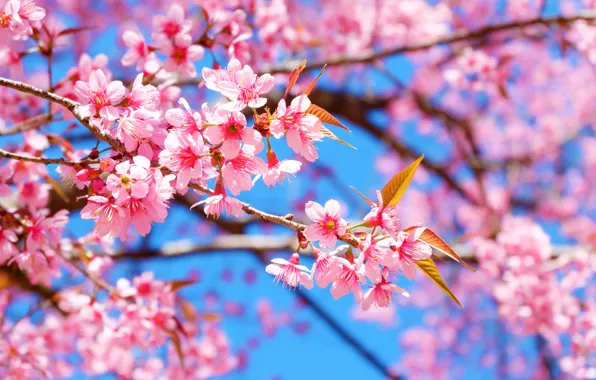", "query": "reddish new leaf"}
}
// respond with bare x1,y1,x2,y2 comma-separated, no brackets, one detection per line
320,126,356,149
167,279,197,292
349,186,376,207
283,60,307,100
307,104,349,131
379,155,423,208
303,64,327,96
58,26,96,36
415,258,462,308
178,298,198,323
405,227,475,271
